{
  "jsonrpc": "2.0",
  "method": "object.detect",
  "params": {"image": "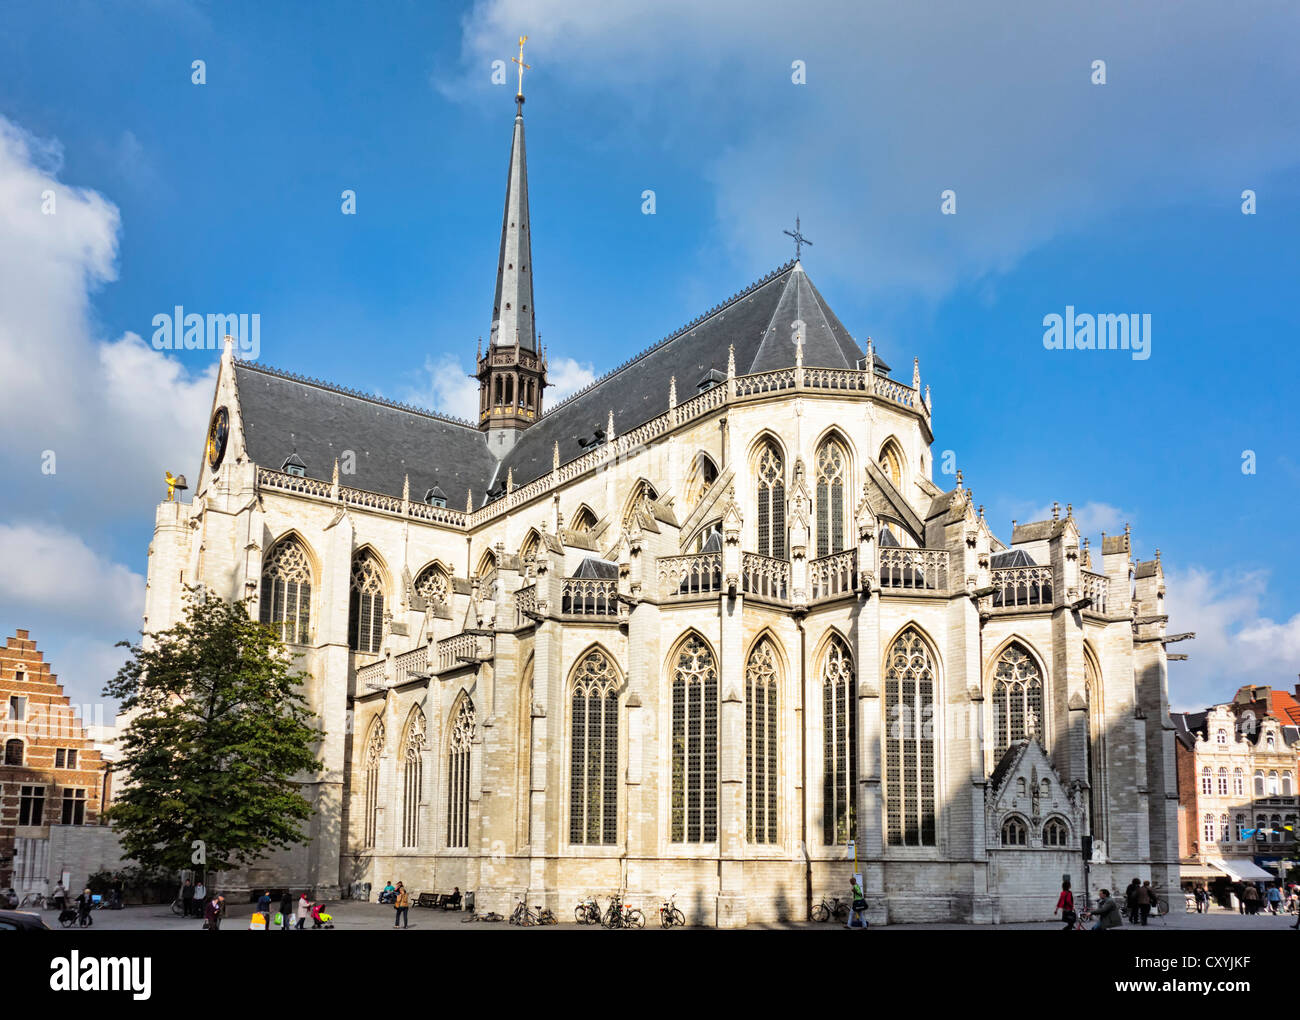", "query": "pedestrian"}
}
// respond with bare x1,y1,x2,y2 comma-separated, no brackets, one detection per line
203,894,221,931
296,892,310,930
393,881,410,929
844,876,867,929
76,887,94,928
1244,883,1260,915
1195,884,1207,913
1236,881,1245,914
1054,879,1076,930
256,889,272,931
194,878,206,908
1091,888,1122,930
1124,878,1140,922
1136,881,1152,926
181,878,194,917
52,881,67,912
1267,884,1282,915
3,887,16,909
279,890,294,931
